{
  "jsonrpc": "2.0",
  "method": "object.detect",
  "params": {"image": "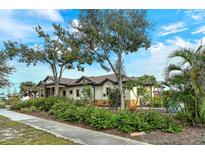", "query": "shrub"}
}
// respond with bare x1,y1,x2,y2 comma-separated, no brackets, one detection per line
9,96,21,109
151,96,164,107
161,115,182,133
0,101,6,108
59,104,79,121
115,110,138,133
114,110,166,133
11,96,182,133
20,106,38,113
49,99,75,119
175,111,194,125
11,100,32,110
21,107,33,112
200,98,205,123
75,105,95,124
136,111,161,131
89,108,115,129
80,85,93,104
